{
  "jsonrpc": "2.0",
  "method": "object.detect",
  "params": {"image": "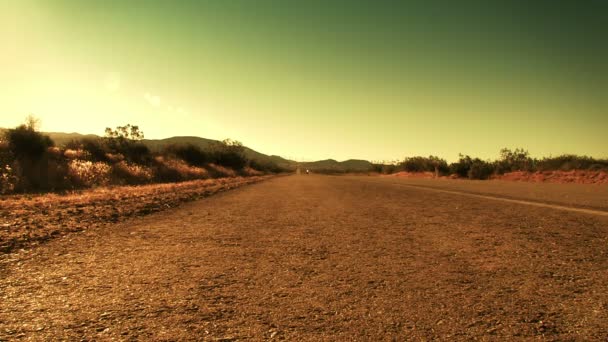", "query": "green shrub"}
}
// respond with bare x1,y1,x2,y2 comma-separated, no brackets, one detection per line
210,139,247,170
104,124,151,164
495,148,534,174
163,143,210,167
3,124,54,160
2,120,72,192
399,156,449,174
449,154,473,178
467,159,495,180
449,155,495,179
248,159,283,173
535,155,608,171
66,138,109,162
